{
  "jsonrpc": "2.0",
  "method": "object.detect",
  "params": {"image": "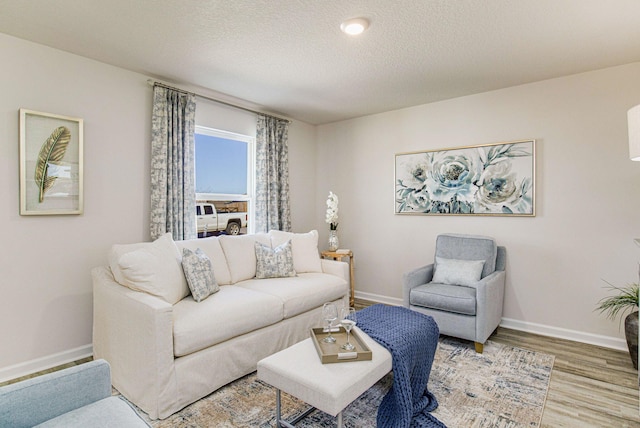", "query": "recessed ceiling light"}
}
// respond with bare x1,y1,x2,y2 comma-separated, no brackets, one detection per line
340,18,369,36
